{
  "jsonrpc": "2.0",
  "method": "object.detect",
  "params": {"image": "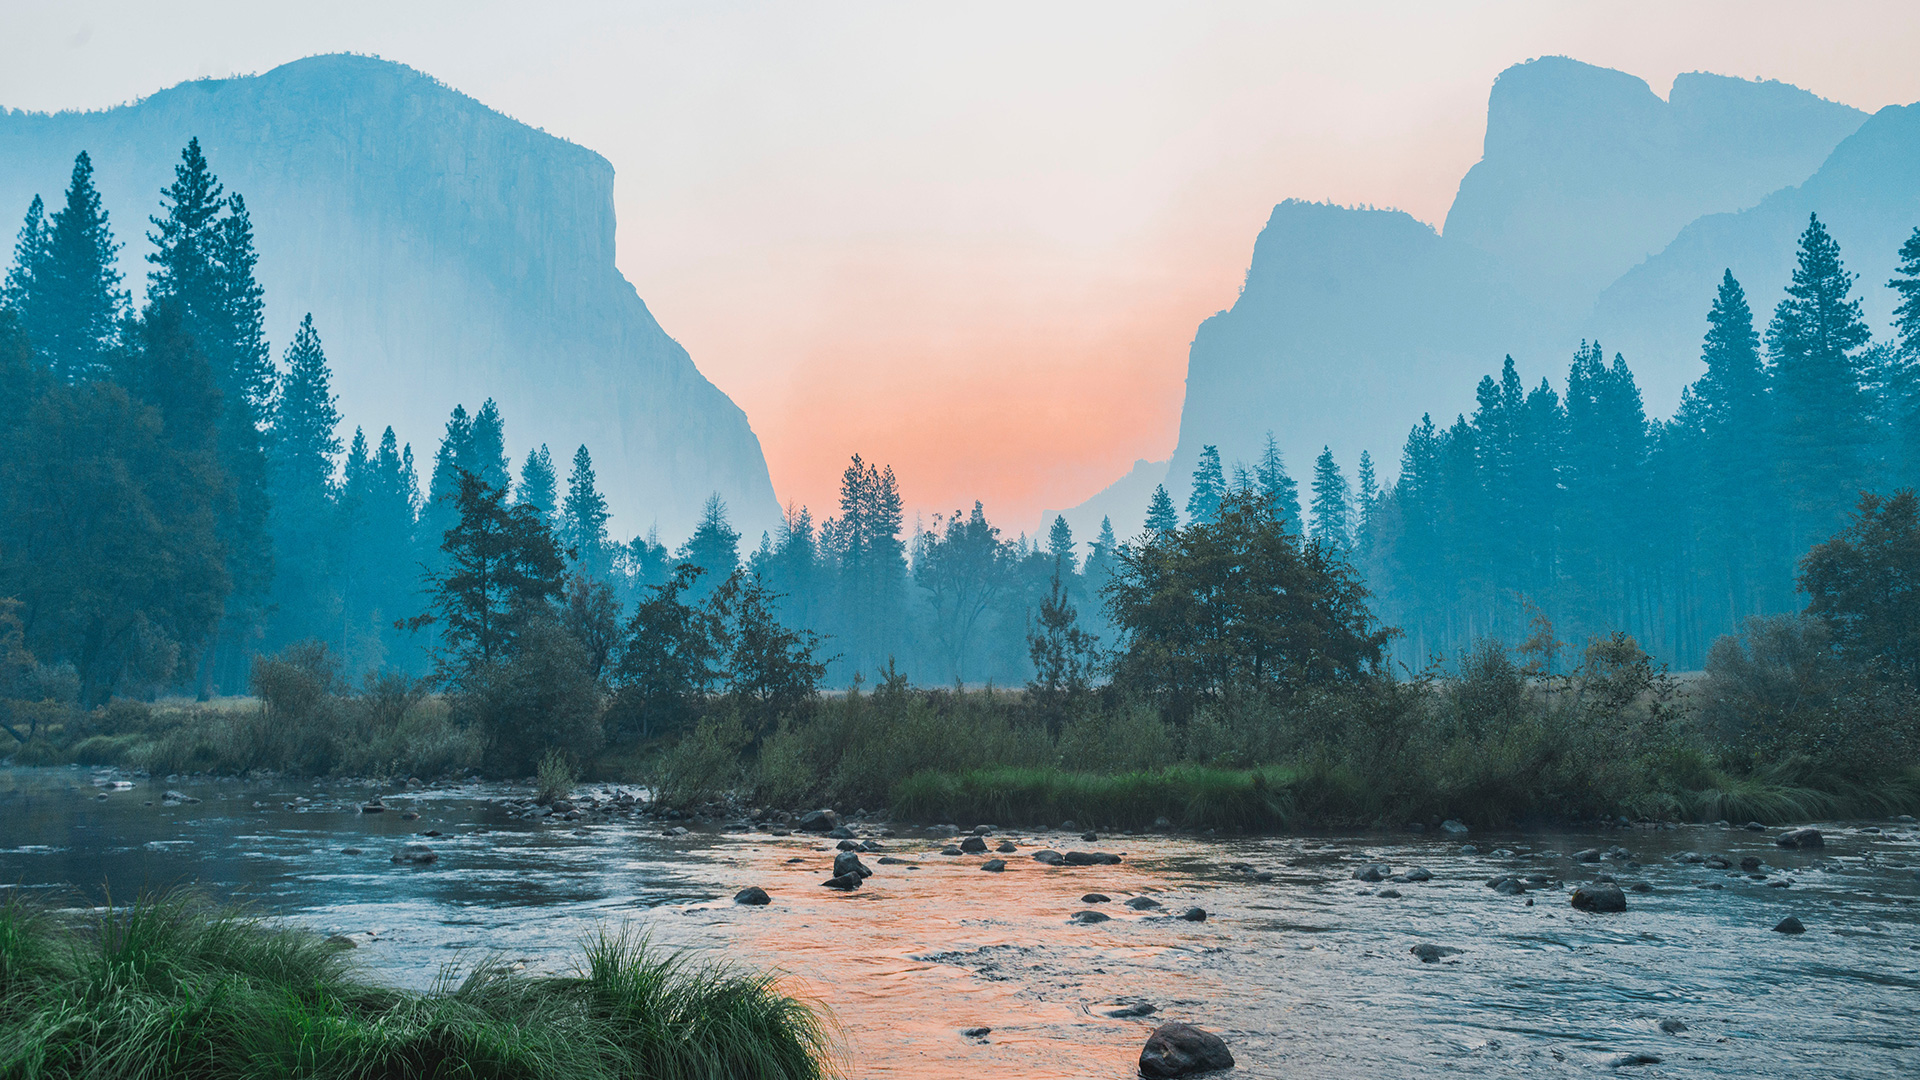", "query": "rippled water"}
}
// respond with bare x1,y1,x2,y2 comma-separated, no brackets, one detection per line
3,765,1917,1077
